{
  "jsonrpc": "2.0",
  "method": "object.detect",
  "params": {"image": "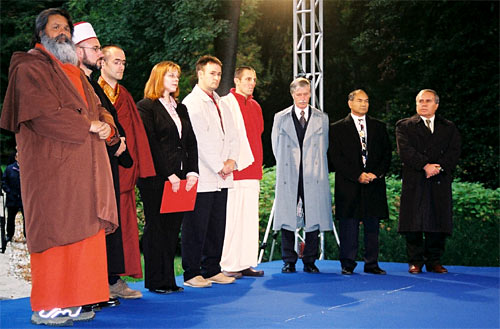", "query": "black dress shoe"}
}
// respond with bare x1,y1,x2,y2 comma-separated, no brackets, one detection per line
171,286,184,292
149,288,173,294
303,263,320,273
281,263,296,273
426,264,448,274
83,297,120,312
100,297,120,308
240,267,264,277
364,267,387,275
341,267,354,275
